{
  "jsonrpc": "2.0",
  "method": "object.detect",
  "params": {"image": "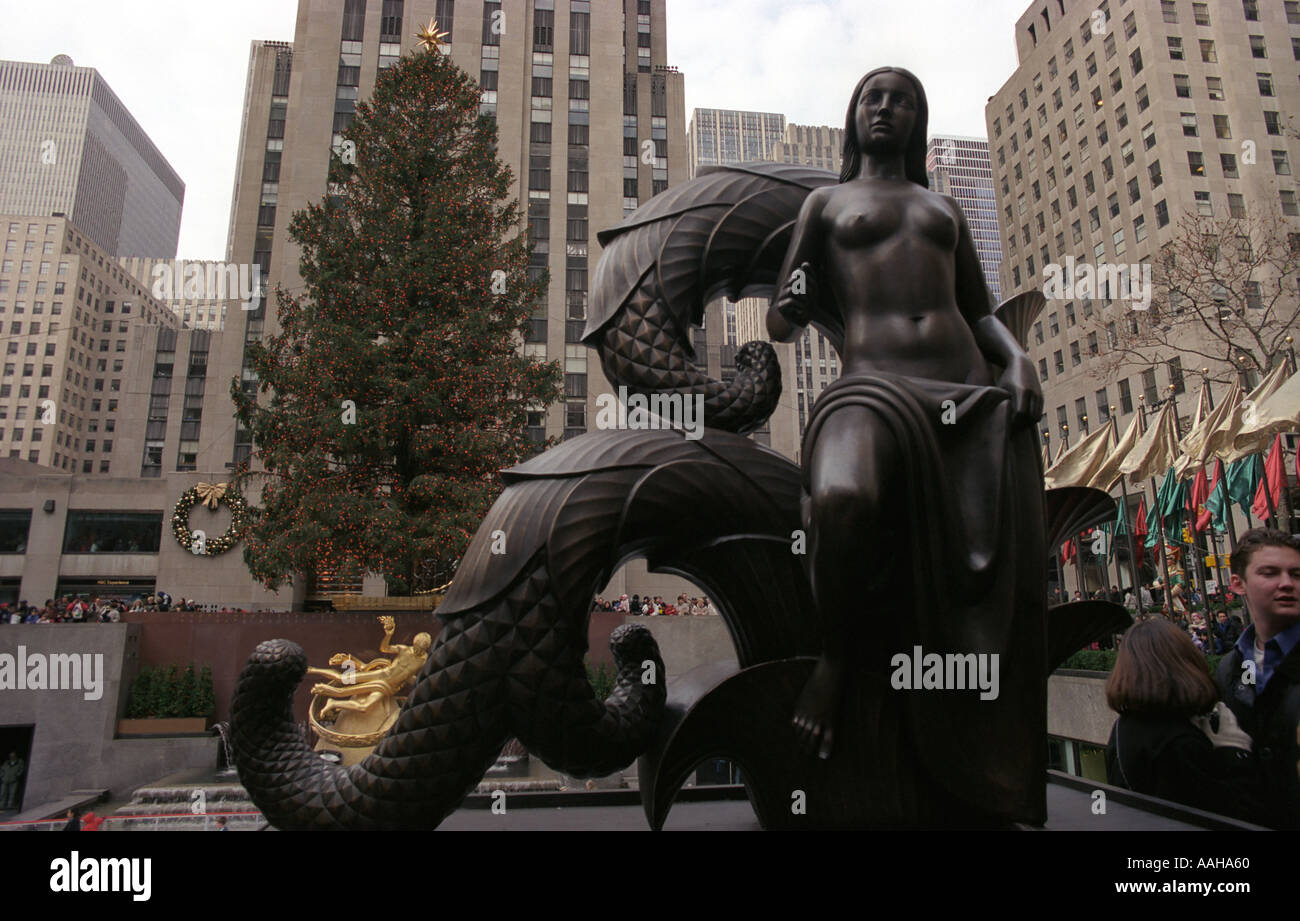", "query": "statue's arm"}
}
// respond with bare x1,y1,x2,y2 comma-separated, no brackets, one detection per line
767,187,827,343
949,197,1042,425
